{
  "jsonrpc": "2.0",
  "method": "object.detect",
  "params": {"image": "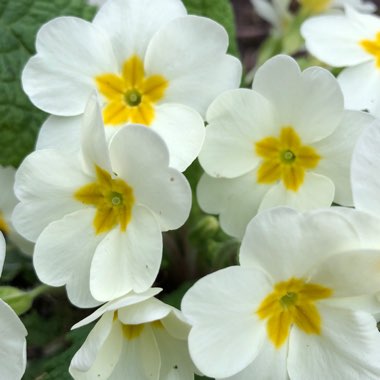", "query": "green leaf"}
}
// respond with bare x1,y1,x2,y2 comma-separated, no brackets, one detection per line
0,285,33,315
0,0,96,167
183,0,239,57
